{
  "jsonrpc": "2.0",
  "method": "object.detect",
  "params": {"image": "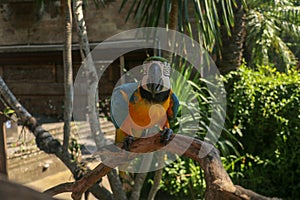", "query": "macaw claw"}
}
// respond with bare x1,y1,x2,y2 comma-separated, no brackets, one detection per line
160,128,173,145
123,135,135,151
